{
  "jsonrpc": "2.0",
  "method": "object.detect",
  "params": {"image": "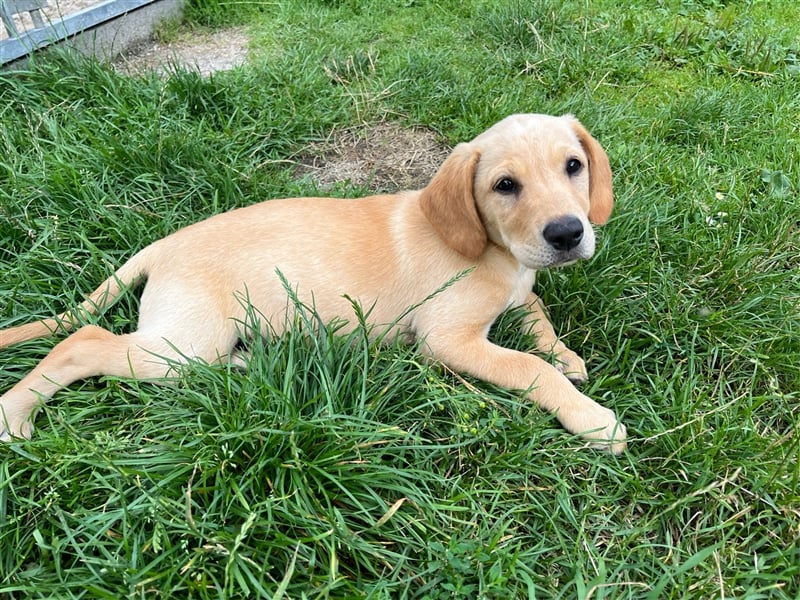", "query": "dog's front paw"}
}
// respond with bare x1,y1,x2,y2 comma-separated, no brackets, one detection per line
555,349,588,385
584,414,627,455
0,405,35,442
559,400,627,454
